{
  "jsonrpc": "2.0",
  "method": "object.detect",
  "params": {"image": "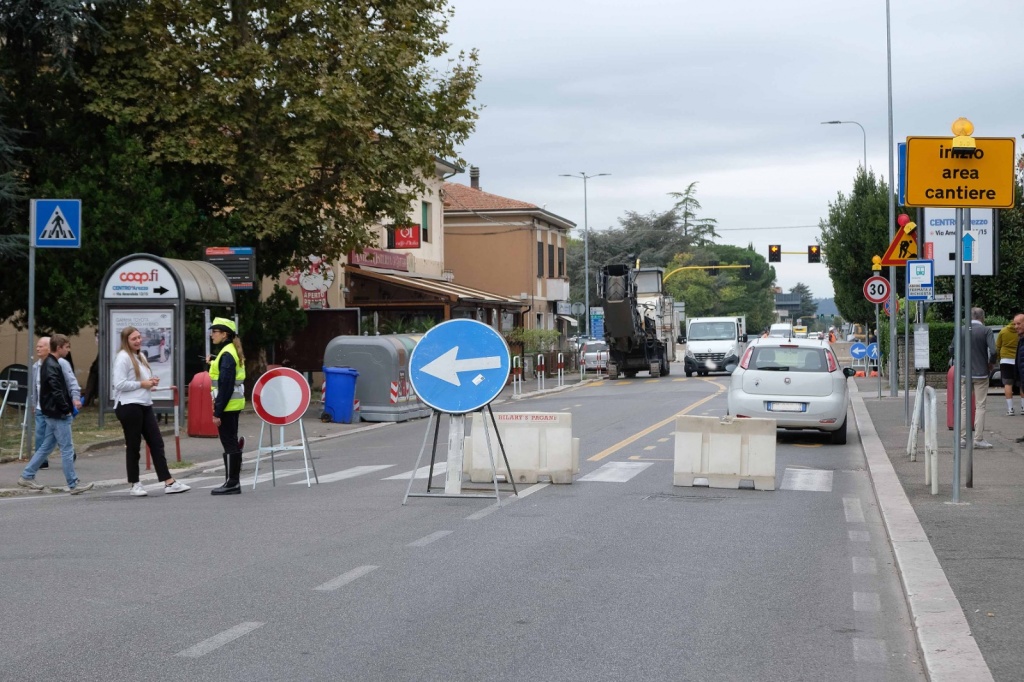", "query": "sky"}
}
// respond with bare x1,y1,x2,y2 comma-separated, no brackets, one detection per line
441,0,1024,300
